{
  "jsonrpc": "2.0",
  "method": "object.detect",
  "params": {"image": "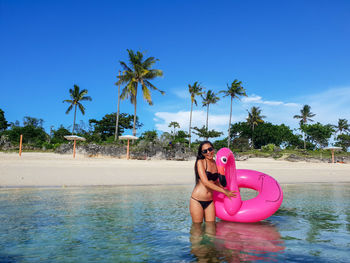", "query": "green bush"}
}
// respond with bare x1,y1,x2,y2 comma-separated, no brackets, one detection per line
42,142,54,150
261,144,276,152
